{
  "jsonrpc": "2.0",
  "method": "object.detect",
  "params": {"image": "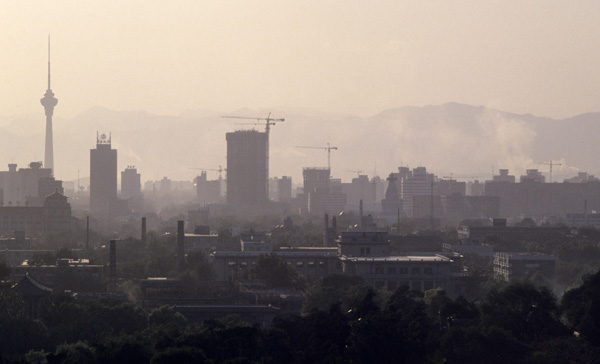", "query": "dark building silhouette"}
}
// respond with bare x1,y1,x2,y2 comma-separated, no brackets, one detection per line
121,166,143,213
40,37,57,175
0,191,72,236
90,133,117,216
301,168,346,214
381,173,404,222
226,130,268,209
195,171,221,204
